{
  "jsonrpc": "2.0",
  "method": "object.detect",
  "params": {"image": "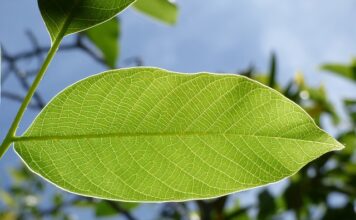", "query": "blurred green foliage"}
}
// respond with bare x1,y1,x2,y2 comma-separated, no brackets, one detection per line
321,59,356,82
84,18,121,68
134,0,178,25
1,53,355,219
1,1,355,219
